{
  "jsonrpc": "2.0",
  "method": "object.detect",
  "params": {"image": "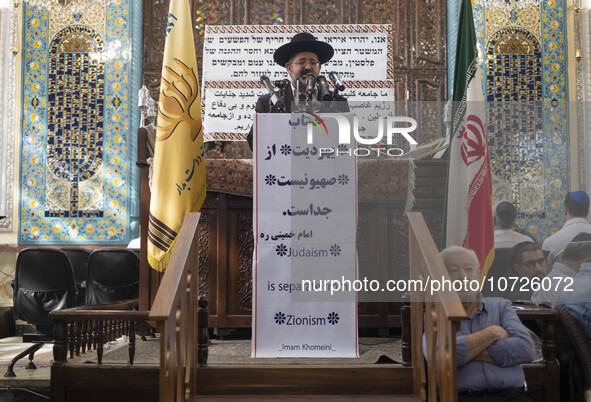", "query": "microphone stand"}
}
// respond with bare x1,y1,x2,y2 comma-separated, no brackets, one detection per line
293,80,304,113
274,80,290,113
305,74,321,113
326,83,337,113
261,75,285,113
328,71,346,113
306,73,316,103
268,91,285,113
